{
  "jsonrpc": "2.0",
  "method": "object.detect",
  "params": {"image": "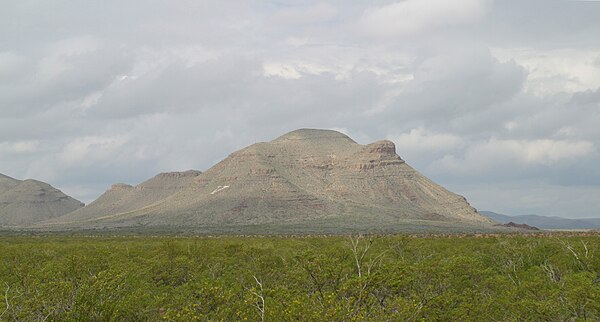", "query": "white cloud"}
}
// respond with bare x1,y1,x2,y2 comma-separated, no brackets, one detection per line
263,60,352,80
505,139,595,164
360,0,491,37
263,62,303,79
492,48,600,95
431,138,596,175
0,141,40,154
60,136,129,164
393,127,464,152
270,3,338,26
80,91,103,110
